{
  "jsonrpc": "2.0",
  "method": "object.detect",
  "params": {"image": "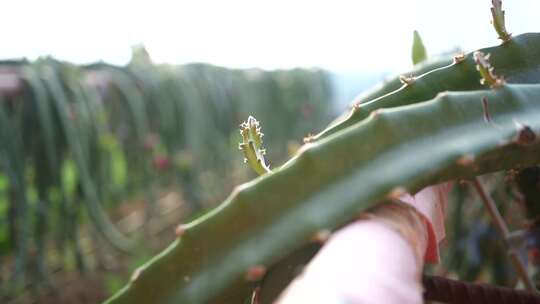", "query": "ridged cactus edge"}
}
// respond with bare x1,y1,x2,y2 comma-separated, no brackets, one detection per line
314,33,540,141
106,80,540,303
